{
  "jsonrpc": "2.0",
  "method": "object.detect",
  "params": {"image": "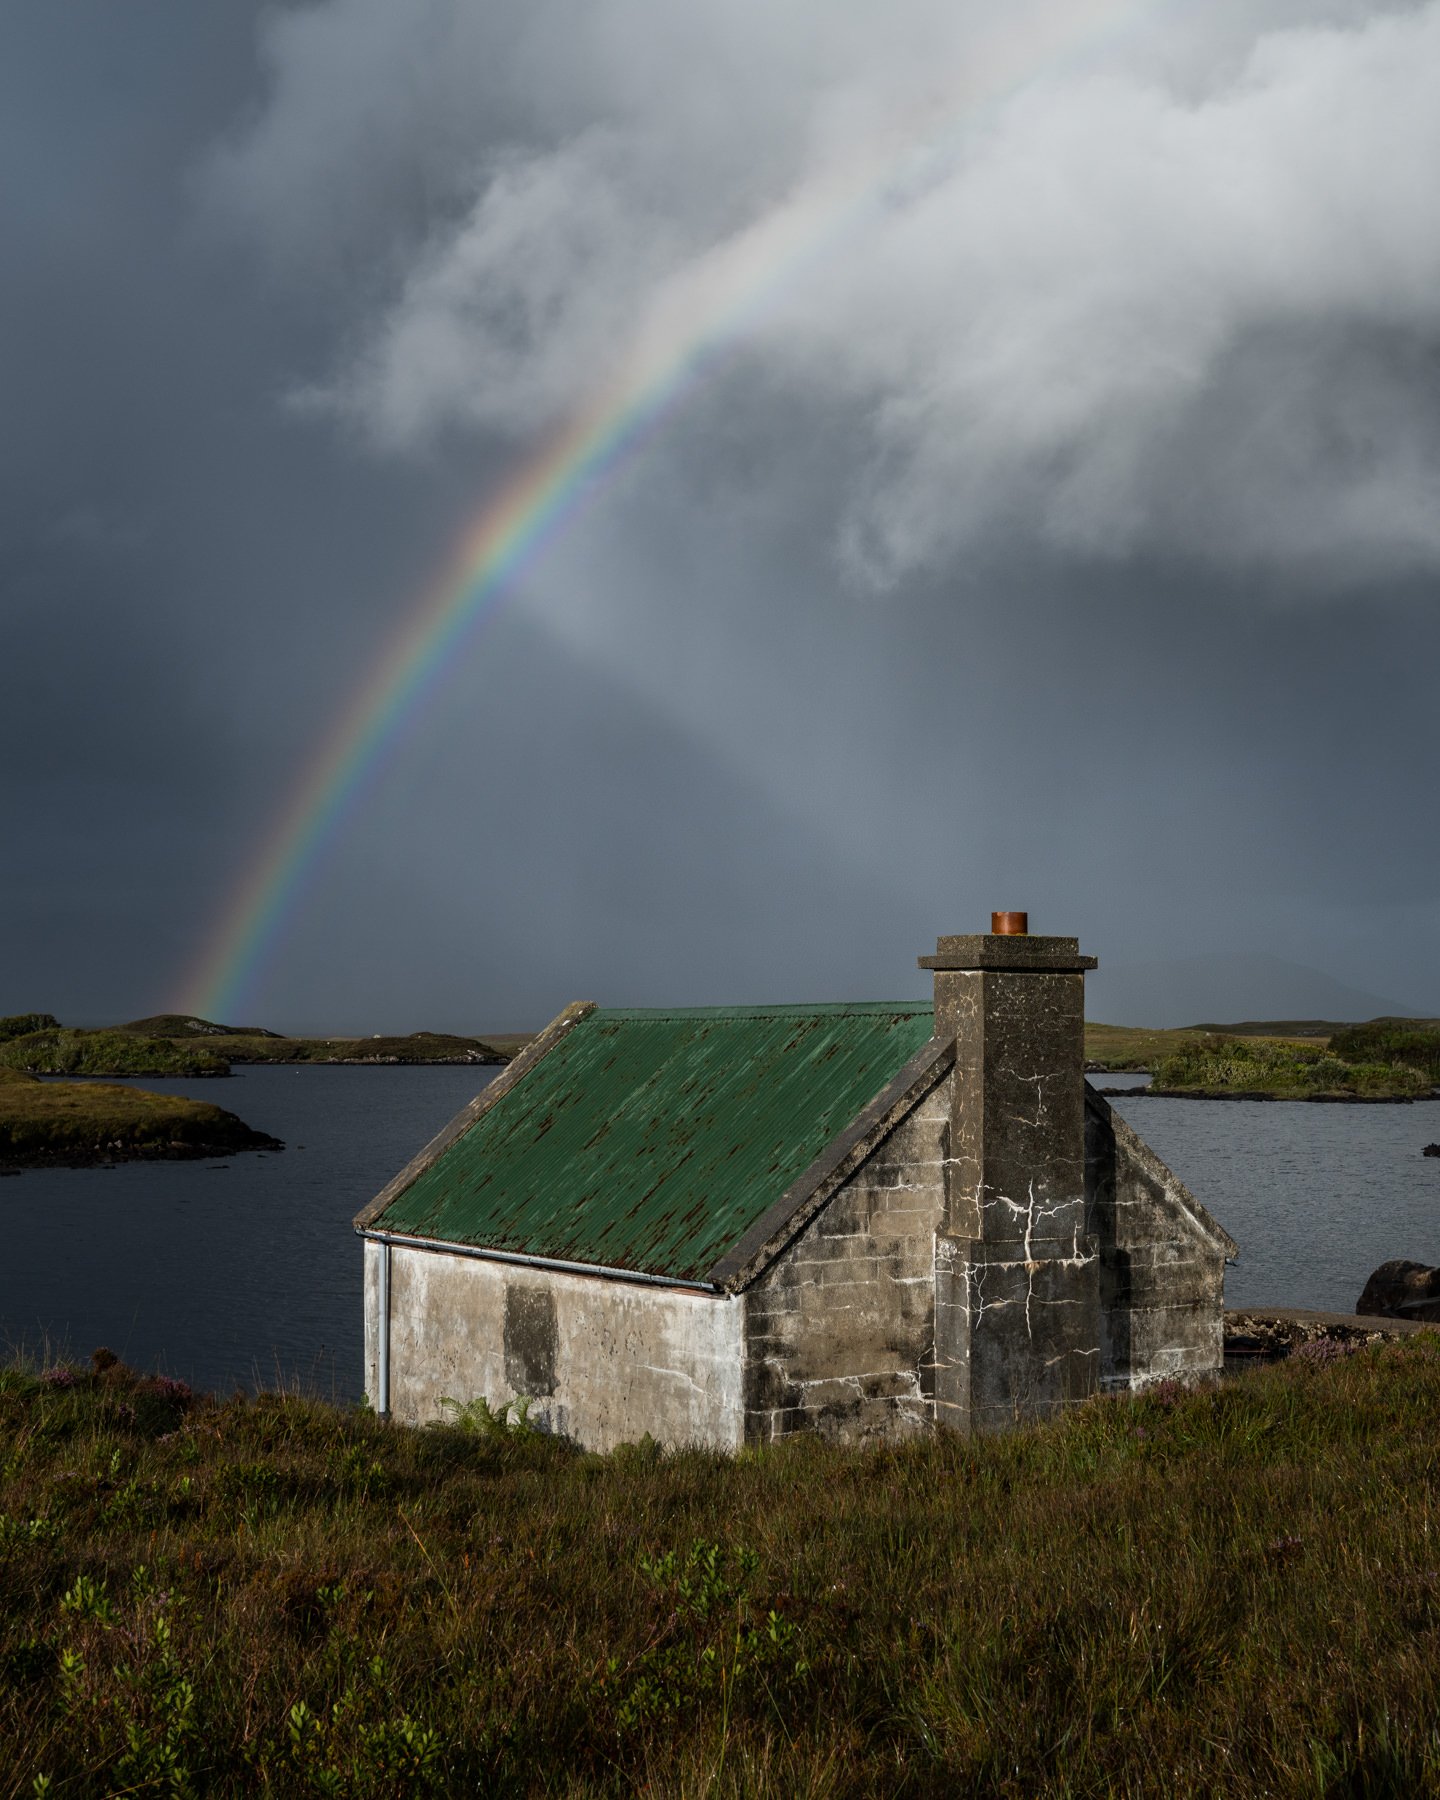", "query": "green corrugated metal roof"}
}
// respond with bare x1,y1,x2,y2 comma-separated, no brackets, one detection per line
371,1002,937,1282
